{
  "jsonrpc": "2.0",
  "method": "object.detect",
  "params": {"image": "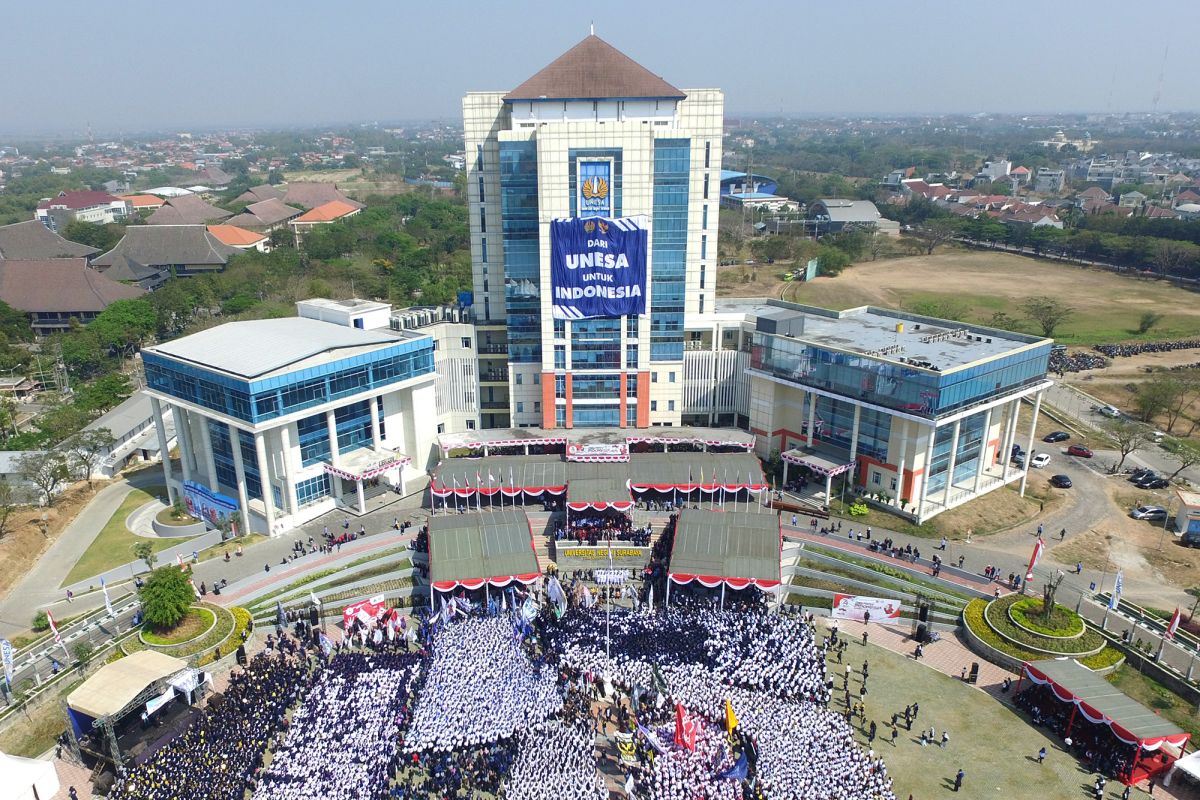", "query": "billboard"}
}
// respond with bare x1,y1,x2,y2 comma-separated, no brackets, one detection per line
577,160,612,218
551,215,648,320
182,479,239,529
830,593,903,625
